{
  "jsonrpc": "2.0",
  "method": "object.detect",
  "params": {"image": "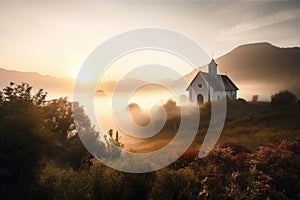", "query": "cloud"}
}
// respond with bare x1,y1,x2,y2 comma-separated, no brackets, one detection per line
218,3,300,42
